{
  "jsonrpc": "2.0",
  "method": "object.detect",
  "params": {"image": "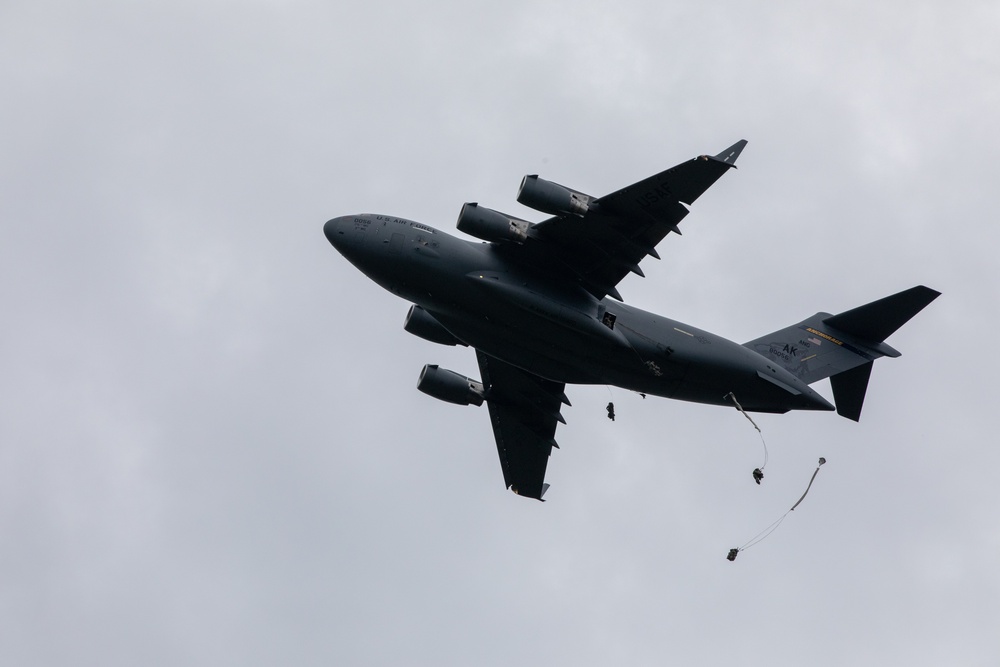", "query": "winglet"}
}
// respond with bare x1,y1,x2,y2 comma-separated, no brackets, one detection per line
710,139,748,168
